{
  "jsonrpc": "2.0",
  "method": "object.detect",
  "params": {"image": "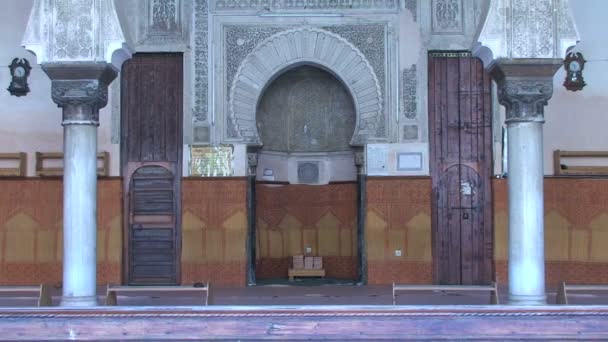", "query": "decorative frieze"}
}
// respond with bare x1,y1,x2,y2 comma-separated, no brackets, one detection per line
402,64,417,120
213,0,399,11
432,0,463,34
